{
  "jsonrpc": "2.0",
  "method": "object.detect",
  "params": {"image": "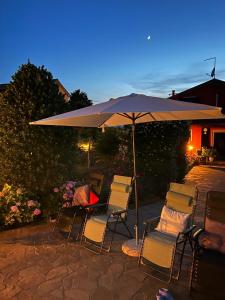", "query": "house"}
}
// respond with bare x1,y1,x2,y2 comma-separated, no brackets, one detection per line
170,78,225,159
0,79,70,101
